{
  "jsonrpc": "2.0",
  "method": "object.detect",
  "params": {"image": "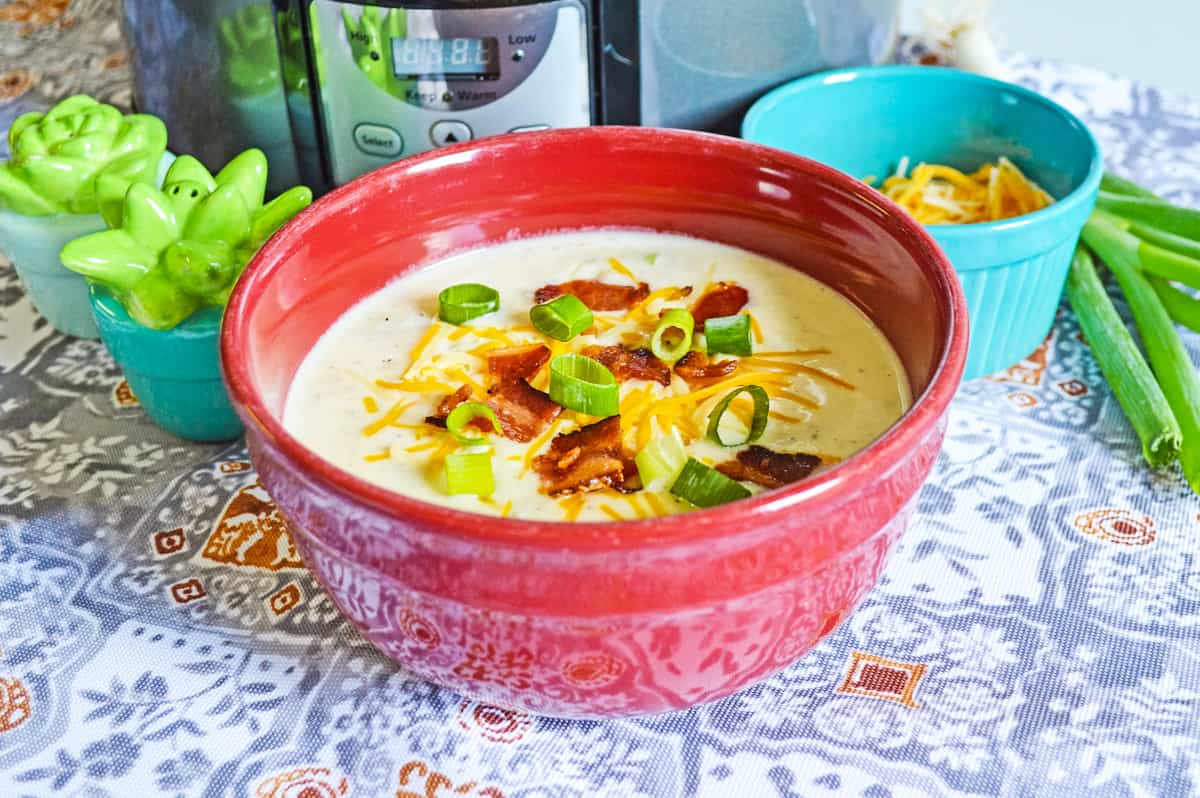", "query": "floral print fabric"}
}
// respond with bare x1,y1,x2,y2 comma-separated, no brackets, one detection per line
2,4,1200,797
